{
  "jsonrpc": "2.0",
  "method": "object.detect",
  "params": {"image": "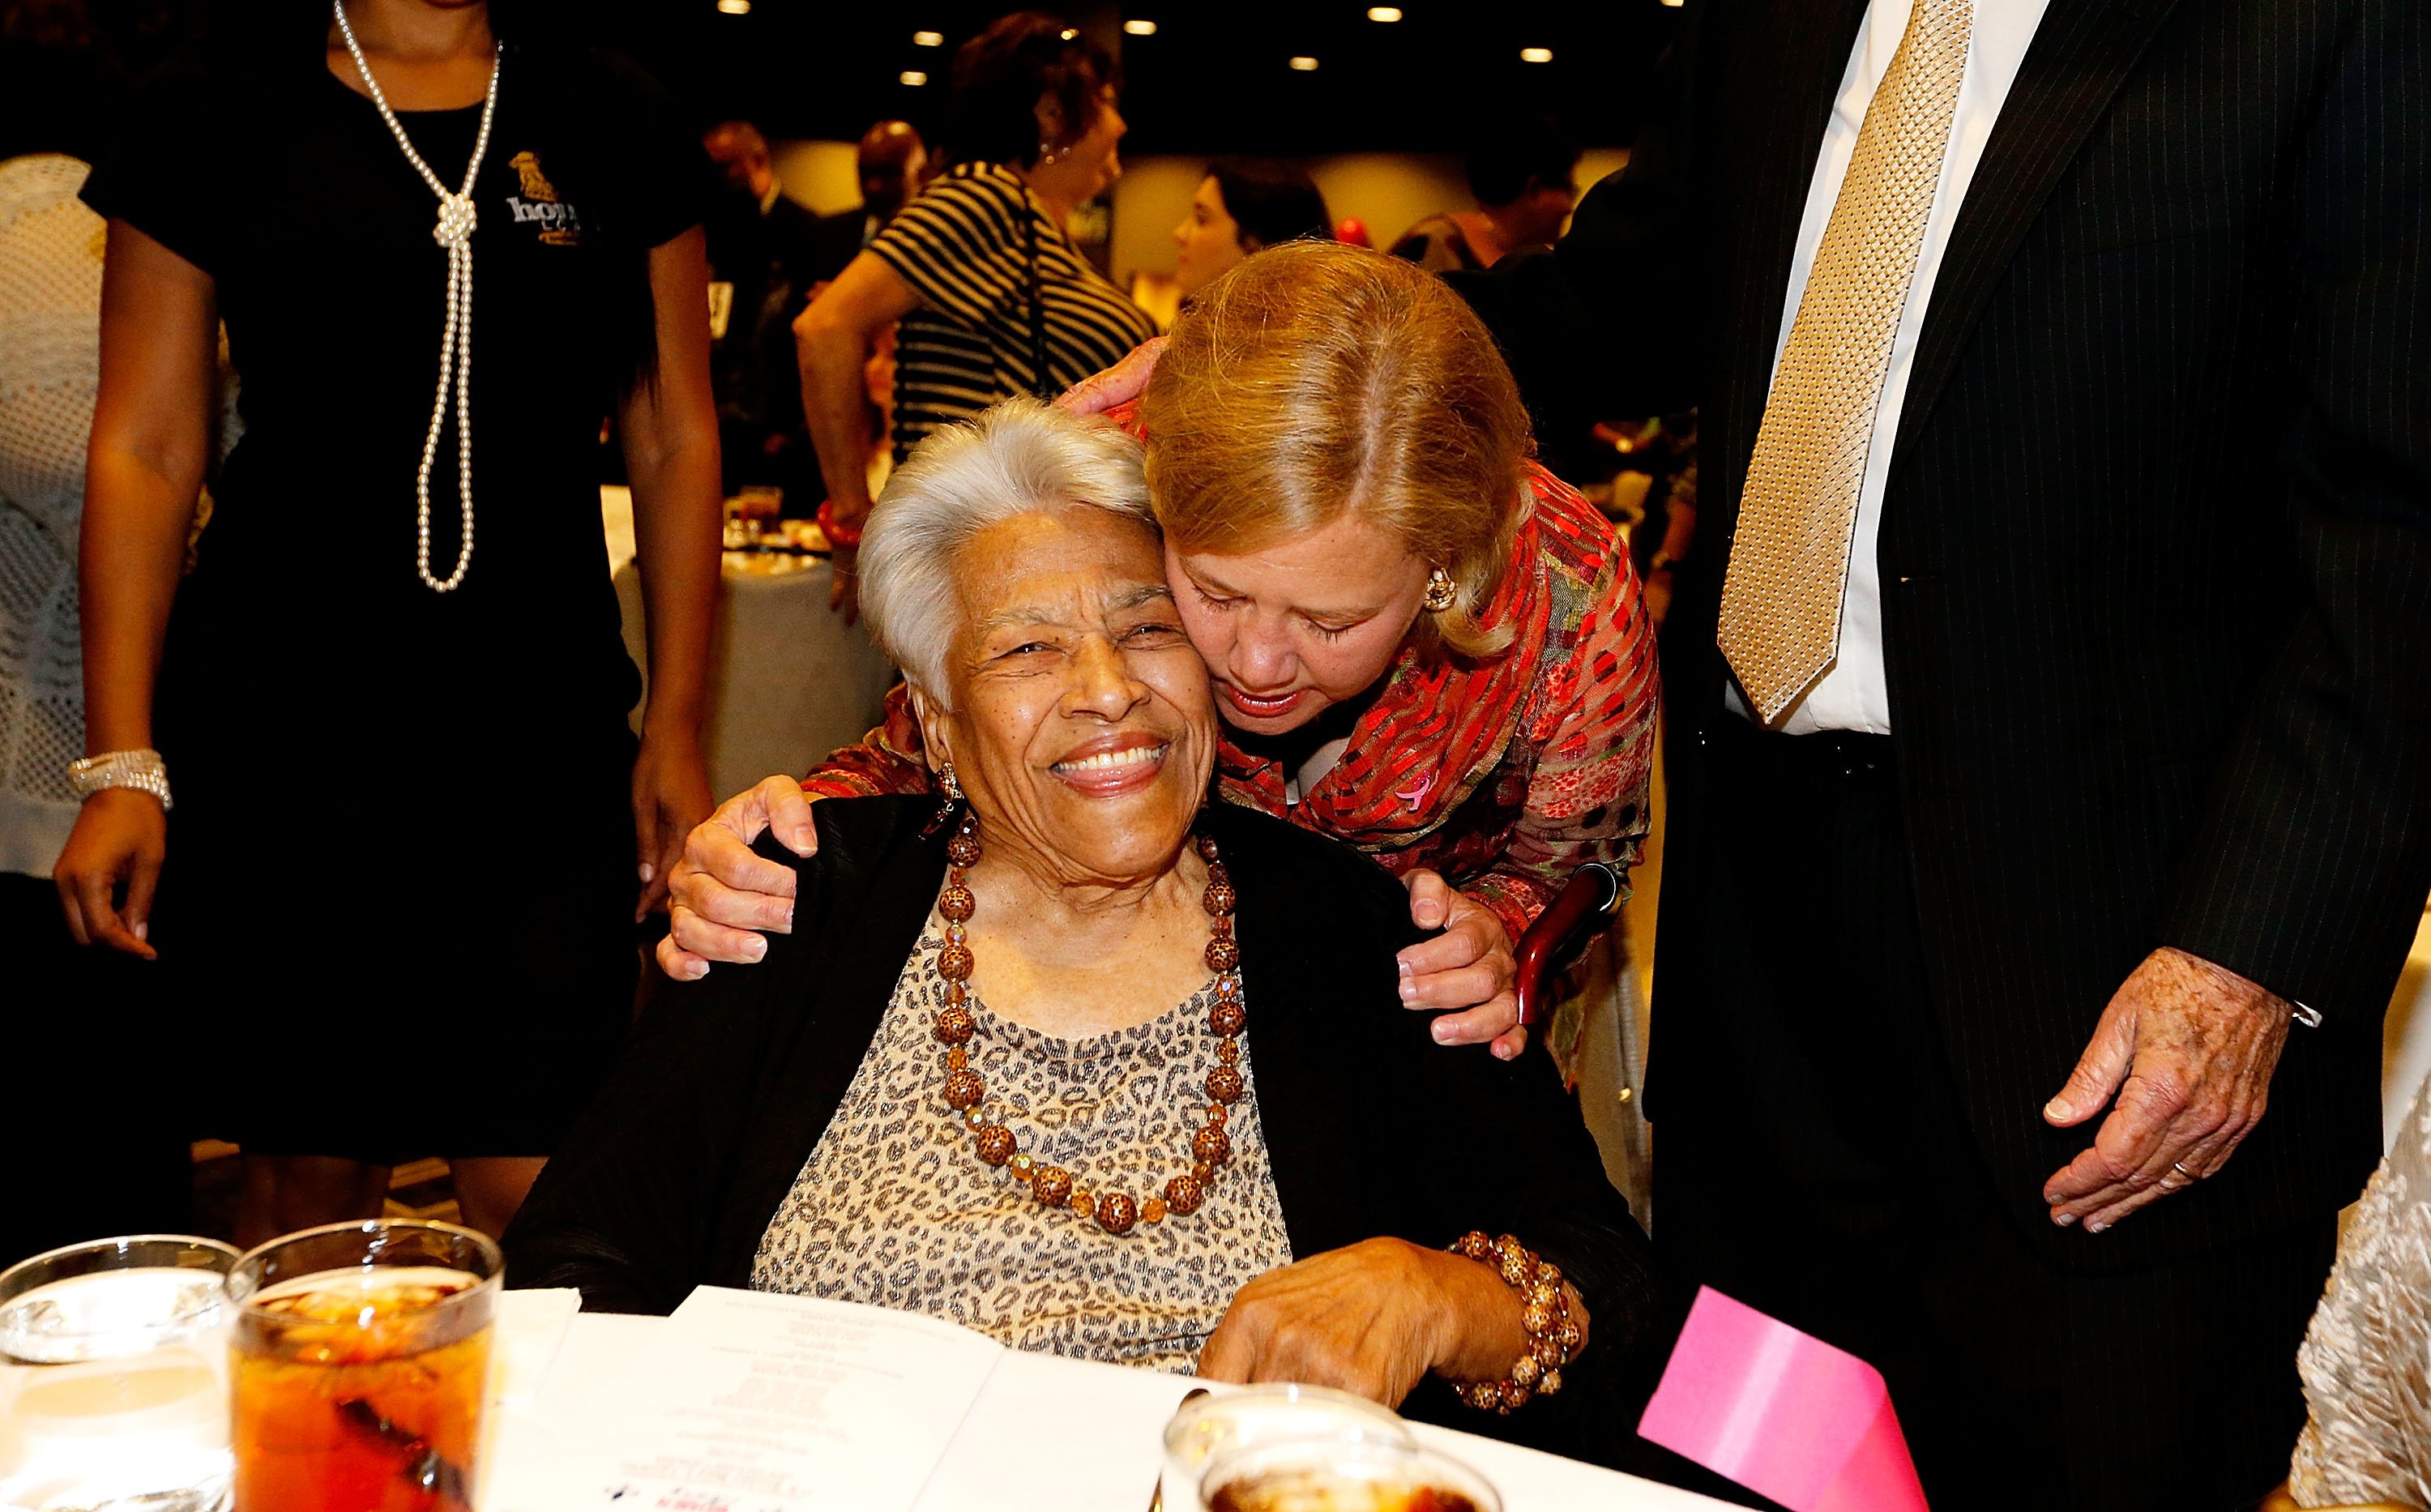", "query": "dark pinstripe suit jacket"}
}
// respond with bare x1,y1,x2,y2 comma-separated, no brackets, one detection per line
1470,0,2431,1270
